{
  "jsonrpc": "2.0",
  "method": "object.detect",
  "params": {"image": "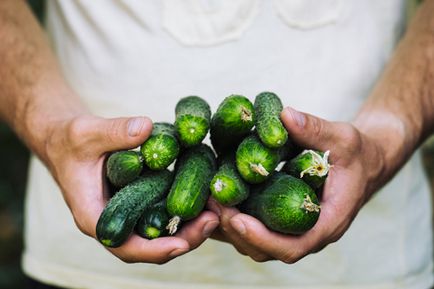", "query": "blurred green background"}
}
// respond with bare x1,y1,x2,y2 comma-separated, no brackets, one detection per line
0,1,433,289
